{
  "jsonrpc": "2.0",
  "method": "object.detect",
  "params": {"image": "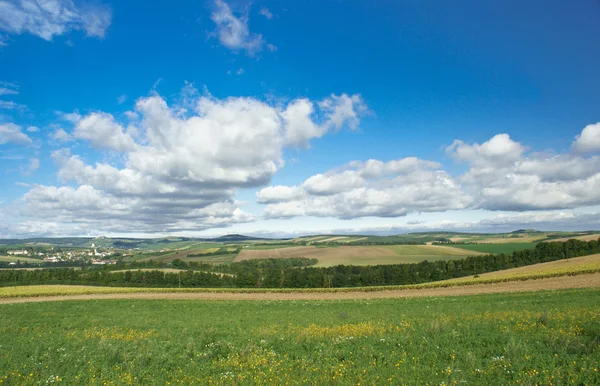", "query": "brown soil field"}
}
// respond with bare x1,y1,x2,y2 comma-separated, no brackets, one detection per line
237,245,394,260
1,273,598,304
235,245,481,266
